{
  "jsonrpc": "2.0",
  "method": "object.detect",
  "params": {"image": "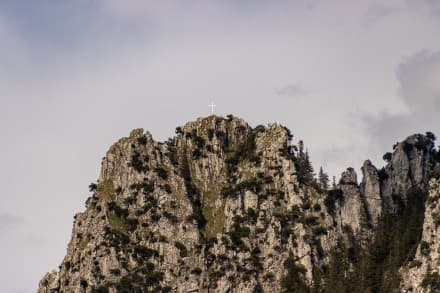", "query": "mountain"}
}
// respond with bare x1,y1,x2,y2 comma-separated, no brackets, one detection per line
38,115,440,293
